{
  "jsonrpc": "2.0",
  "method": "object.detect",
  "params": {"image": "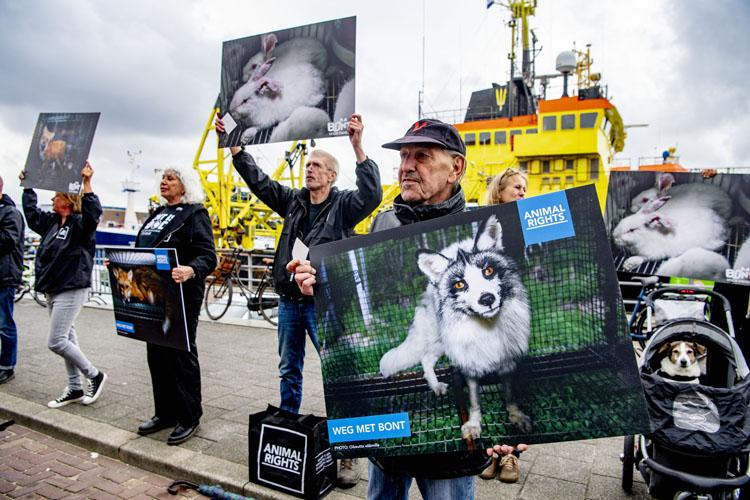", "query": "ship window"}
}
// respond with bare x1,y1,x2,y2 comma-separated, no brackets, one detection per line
479,132,491,145
565,175,575,186
464,133,476,146
543,116,557,131
565,159,575,170
542,160,551,173
580,112,598,128
519,161,528,173
590,158,600,179
494,131,507,145
526,128,538,134
510,130,522,136
561,114,576,130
